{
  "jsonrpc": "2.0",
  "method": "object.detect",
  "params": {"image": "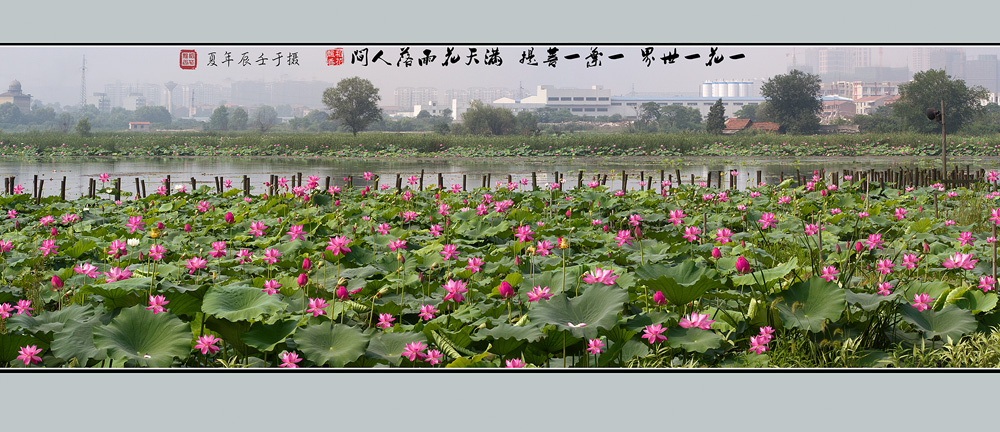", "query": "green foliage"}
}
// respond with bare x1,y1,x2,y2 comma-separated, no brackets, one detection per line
892,69,990,133
209,106,229,131
759,69,822,134
252,105,278,132
75,117,91,137
706,98,725,134
230,107,249,131
732,104,758,121
322,76,383,136
461,100,516,136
